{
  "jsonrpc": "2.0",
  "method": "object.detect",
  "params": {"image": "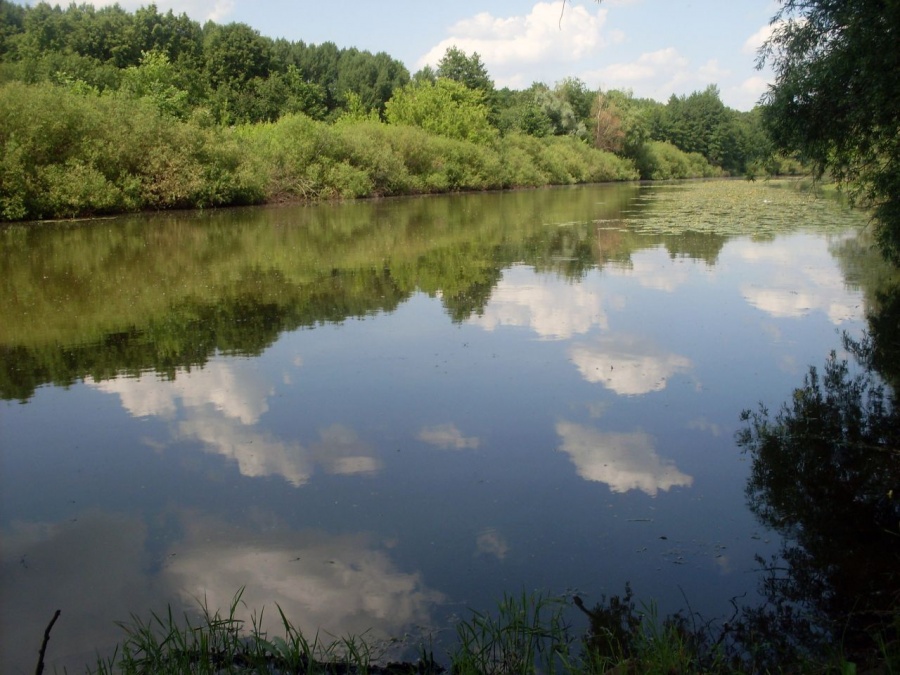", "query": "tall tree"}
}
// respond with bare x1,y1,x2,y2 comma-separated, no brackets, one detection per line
760,0,900,261
436,46,493,94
